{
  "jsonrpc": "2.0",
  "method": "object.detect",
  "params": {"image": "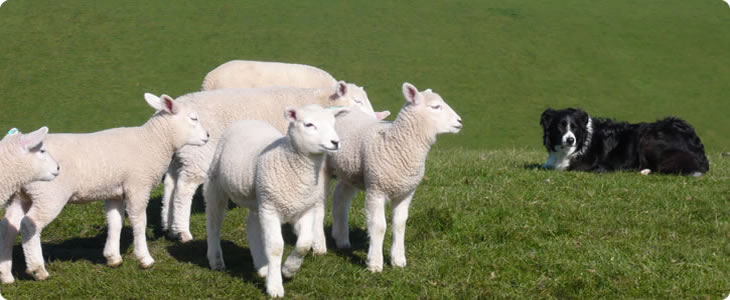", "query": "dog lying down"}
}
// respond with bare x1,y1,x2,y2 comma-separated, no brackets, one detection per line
539,108,709,176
